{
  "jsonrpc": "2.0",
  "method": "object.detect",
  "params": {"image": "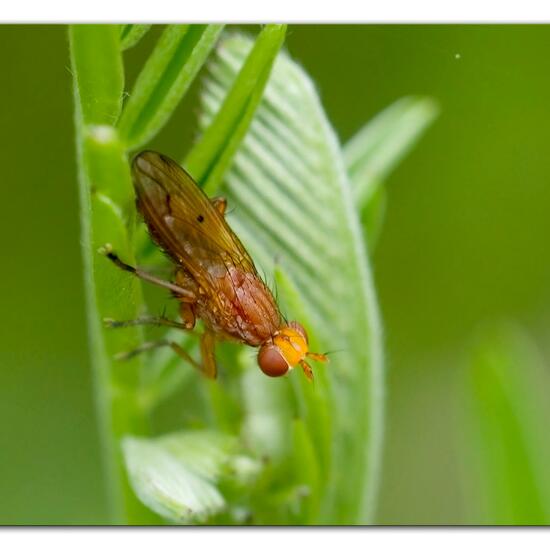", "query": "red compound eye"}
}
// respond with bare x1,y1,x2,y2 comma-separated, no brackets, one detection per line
257,344,290,377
